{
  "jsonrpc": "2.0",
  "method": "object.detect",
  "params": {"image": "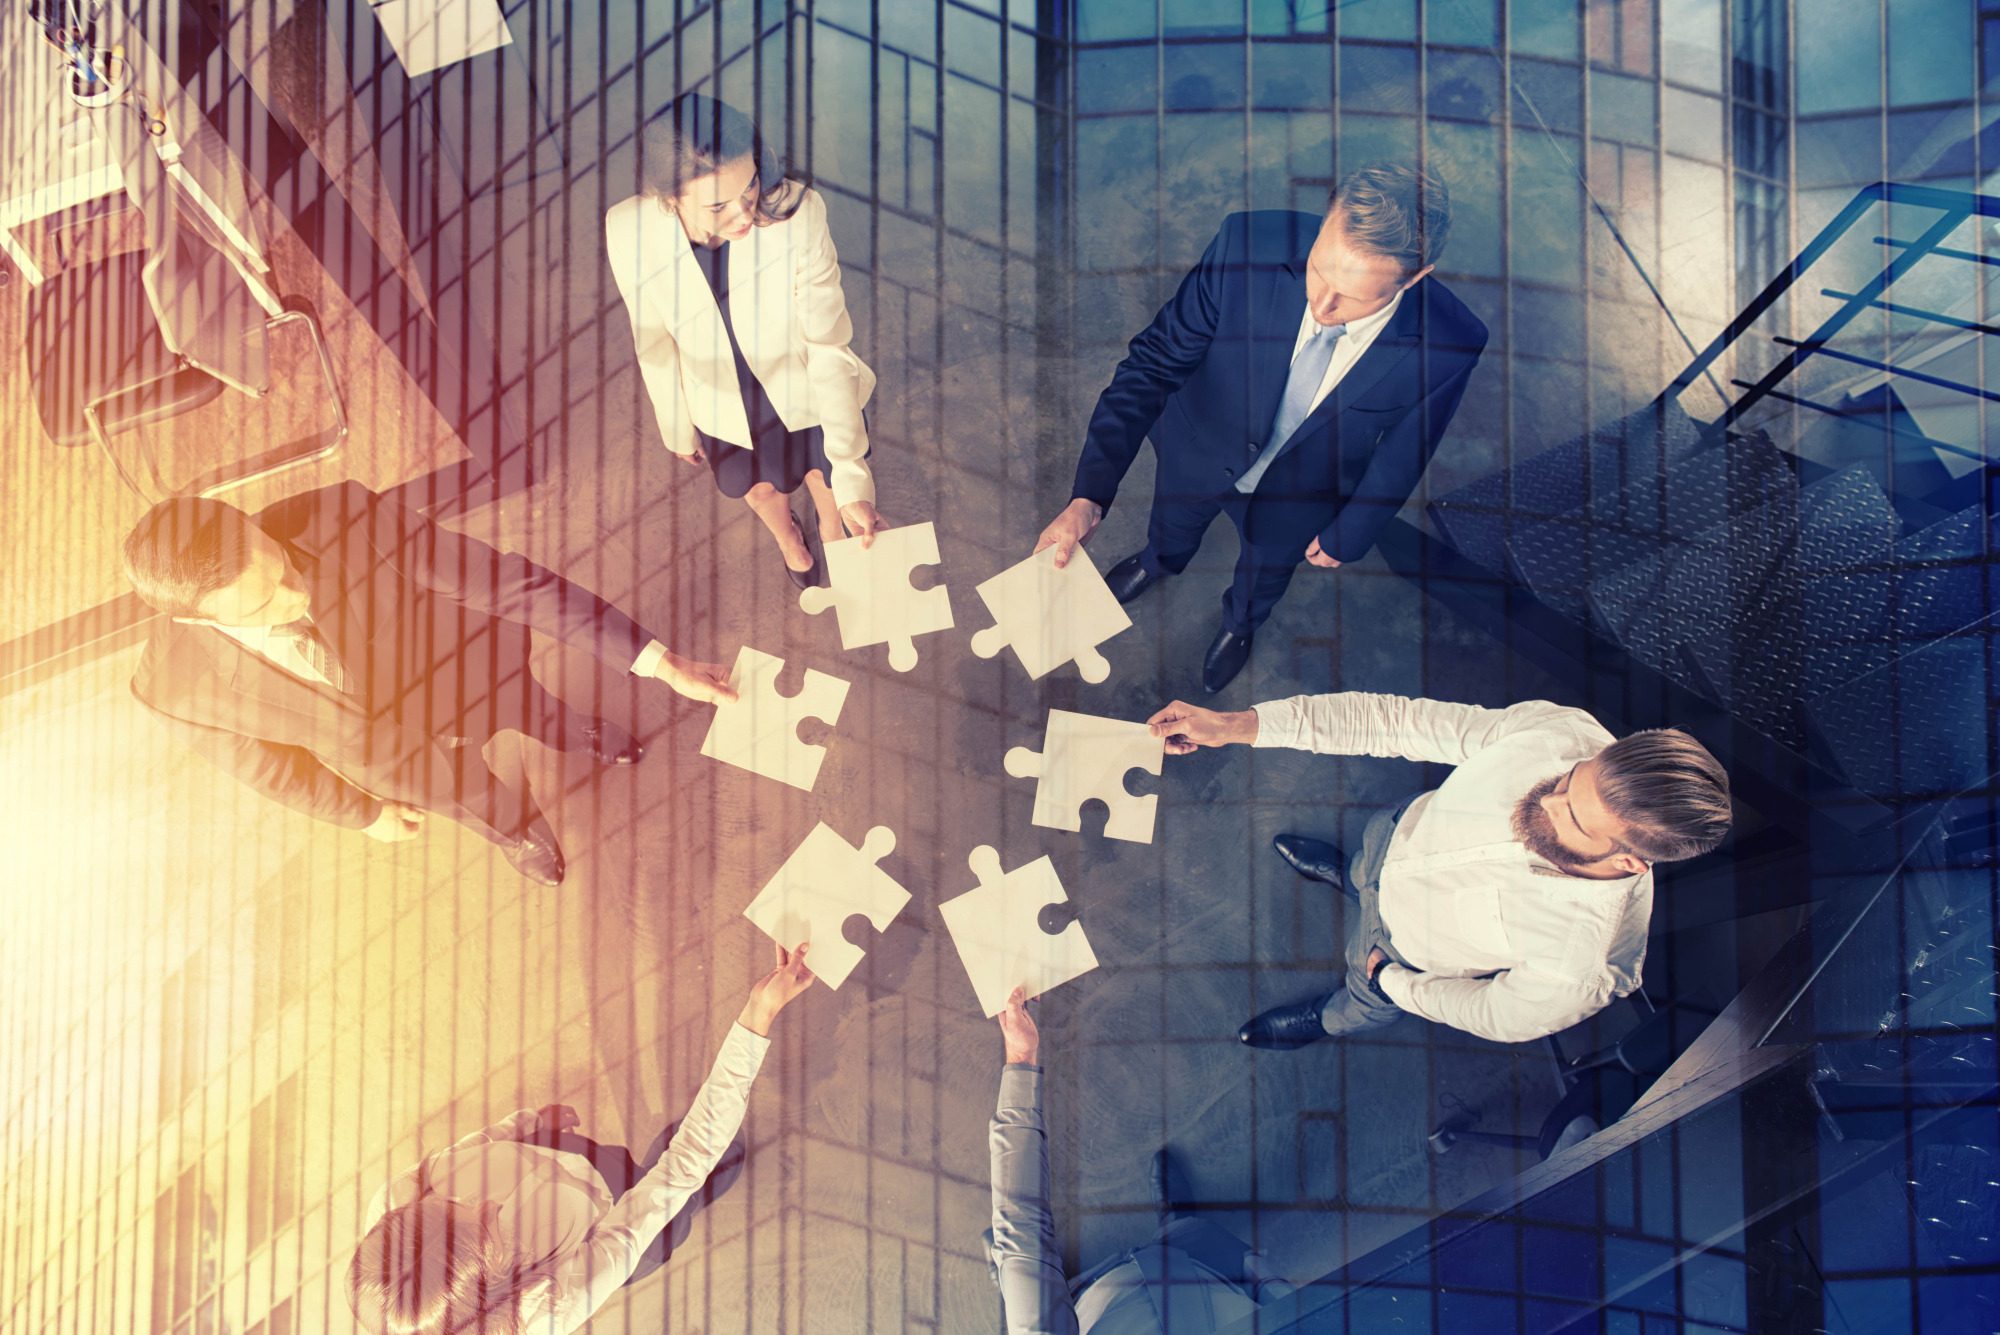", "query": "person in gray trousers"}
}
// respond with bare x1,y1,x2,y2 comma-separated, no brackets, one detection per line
986,987,1295,1333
